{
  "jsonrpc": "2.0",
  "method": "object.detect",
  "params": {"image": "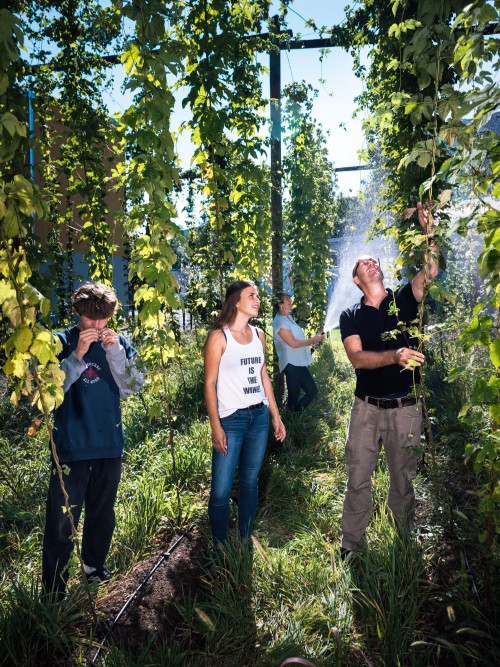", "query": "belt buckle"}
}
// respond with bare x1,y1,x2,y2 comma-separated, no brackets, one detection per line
376,397,395,409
